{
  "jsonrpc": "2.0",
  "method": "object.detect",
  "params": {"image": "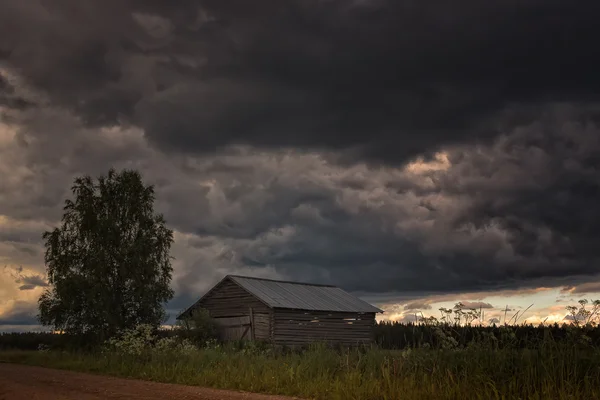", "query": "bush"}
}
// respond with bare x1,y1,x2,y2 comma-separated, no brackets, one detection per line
104,324,157,356
175,308,219,346
103,324,200,356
